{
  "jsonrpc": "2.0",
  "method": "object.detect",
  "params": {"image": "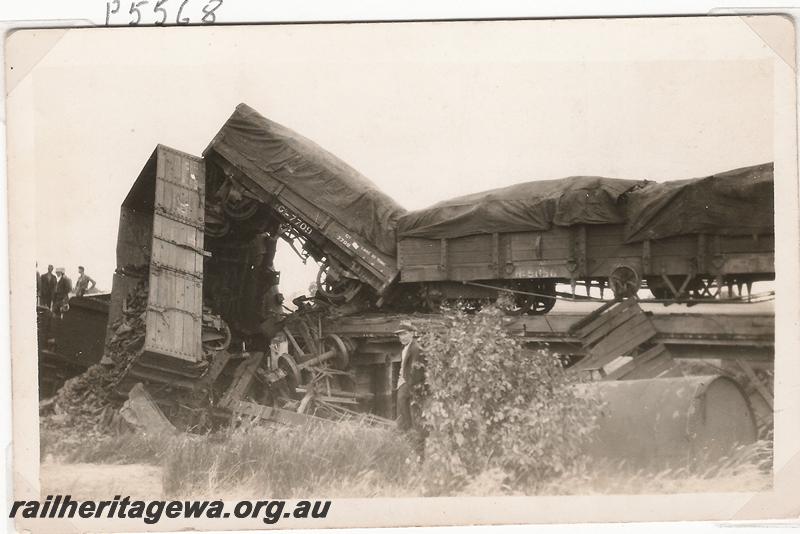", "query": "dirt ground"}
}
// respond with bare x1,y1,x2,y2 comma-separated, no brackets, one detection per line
40,463,163,500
